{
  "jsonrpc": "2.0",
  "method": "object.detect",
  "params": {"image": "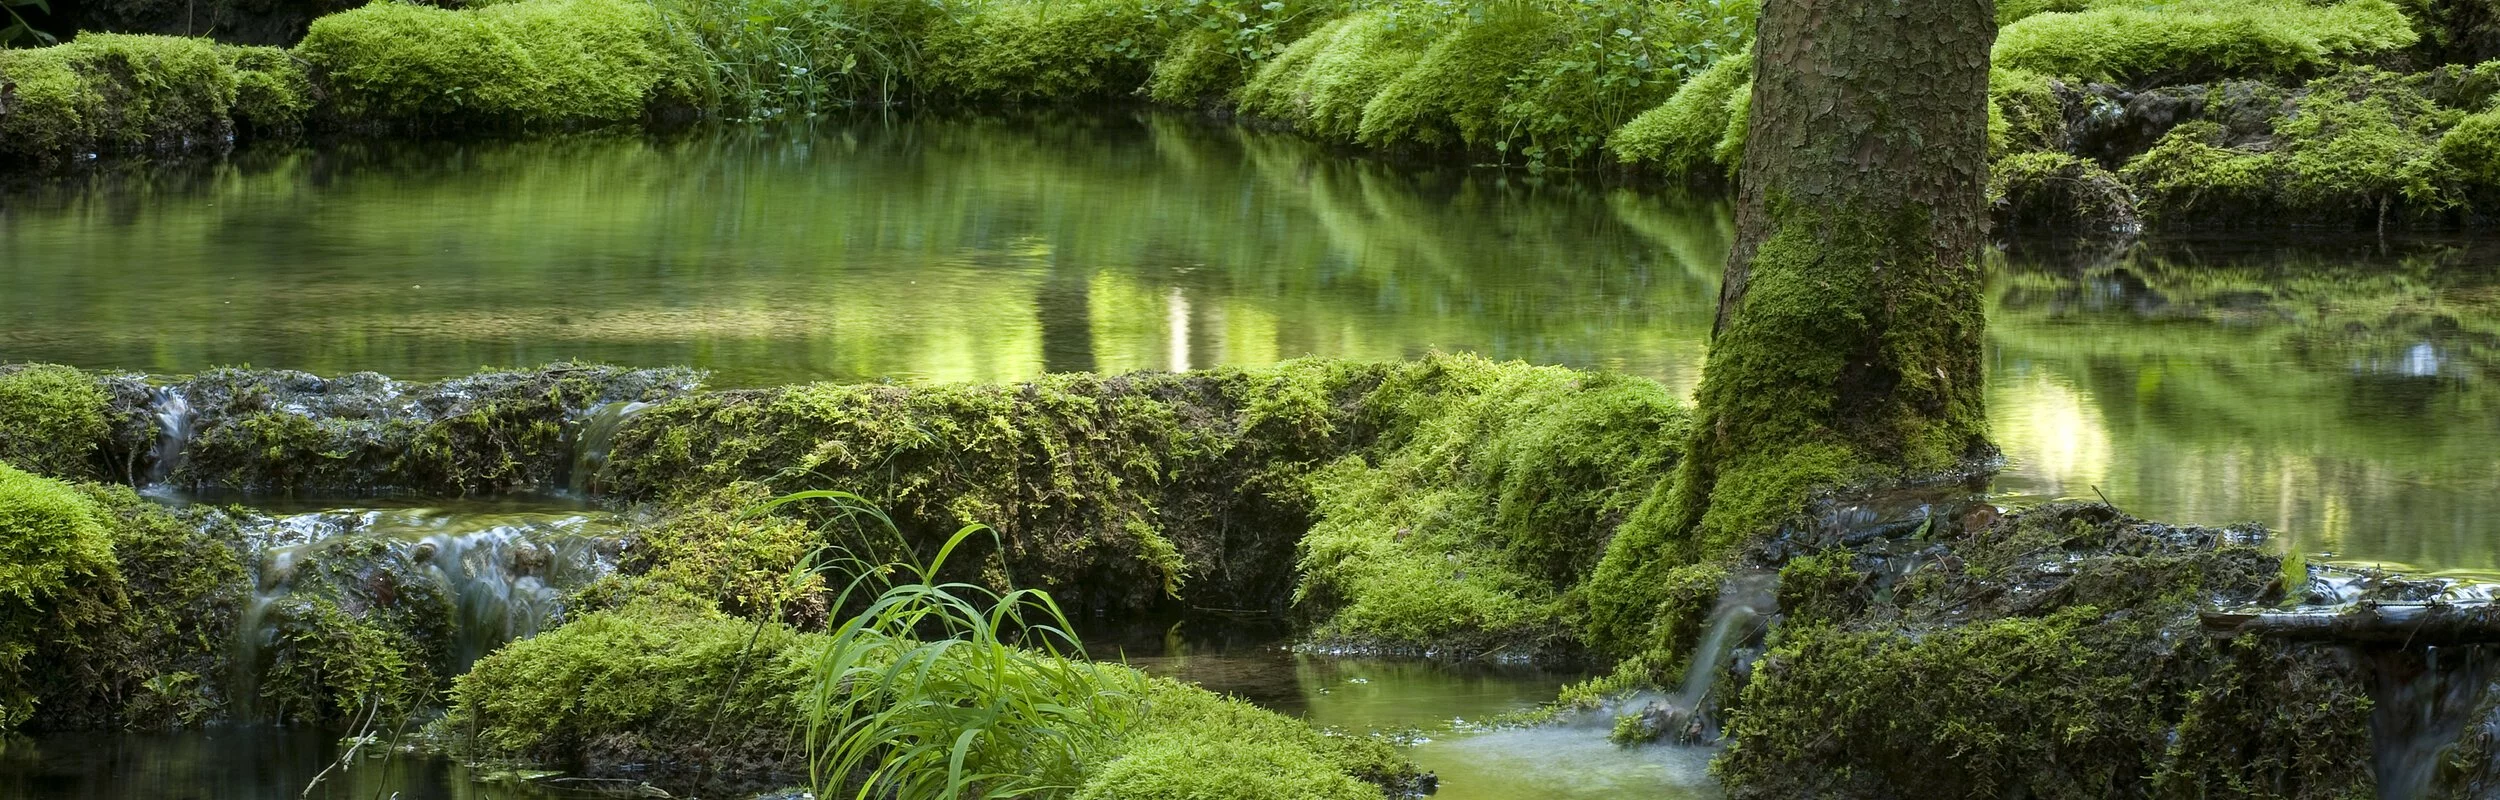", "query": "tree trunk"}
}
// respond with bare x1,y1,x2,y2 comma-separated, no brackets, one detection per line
1588,0,1998,653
